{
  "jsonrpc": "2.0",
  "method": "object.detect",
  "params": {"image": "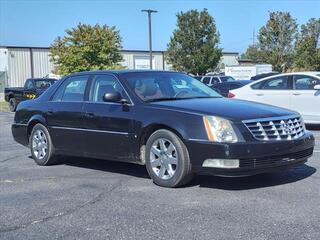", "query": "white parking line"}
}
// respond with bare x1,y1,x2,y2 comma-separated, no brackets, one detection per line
314,150,320,153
